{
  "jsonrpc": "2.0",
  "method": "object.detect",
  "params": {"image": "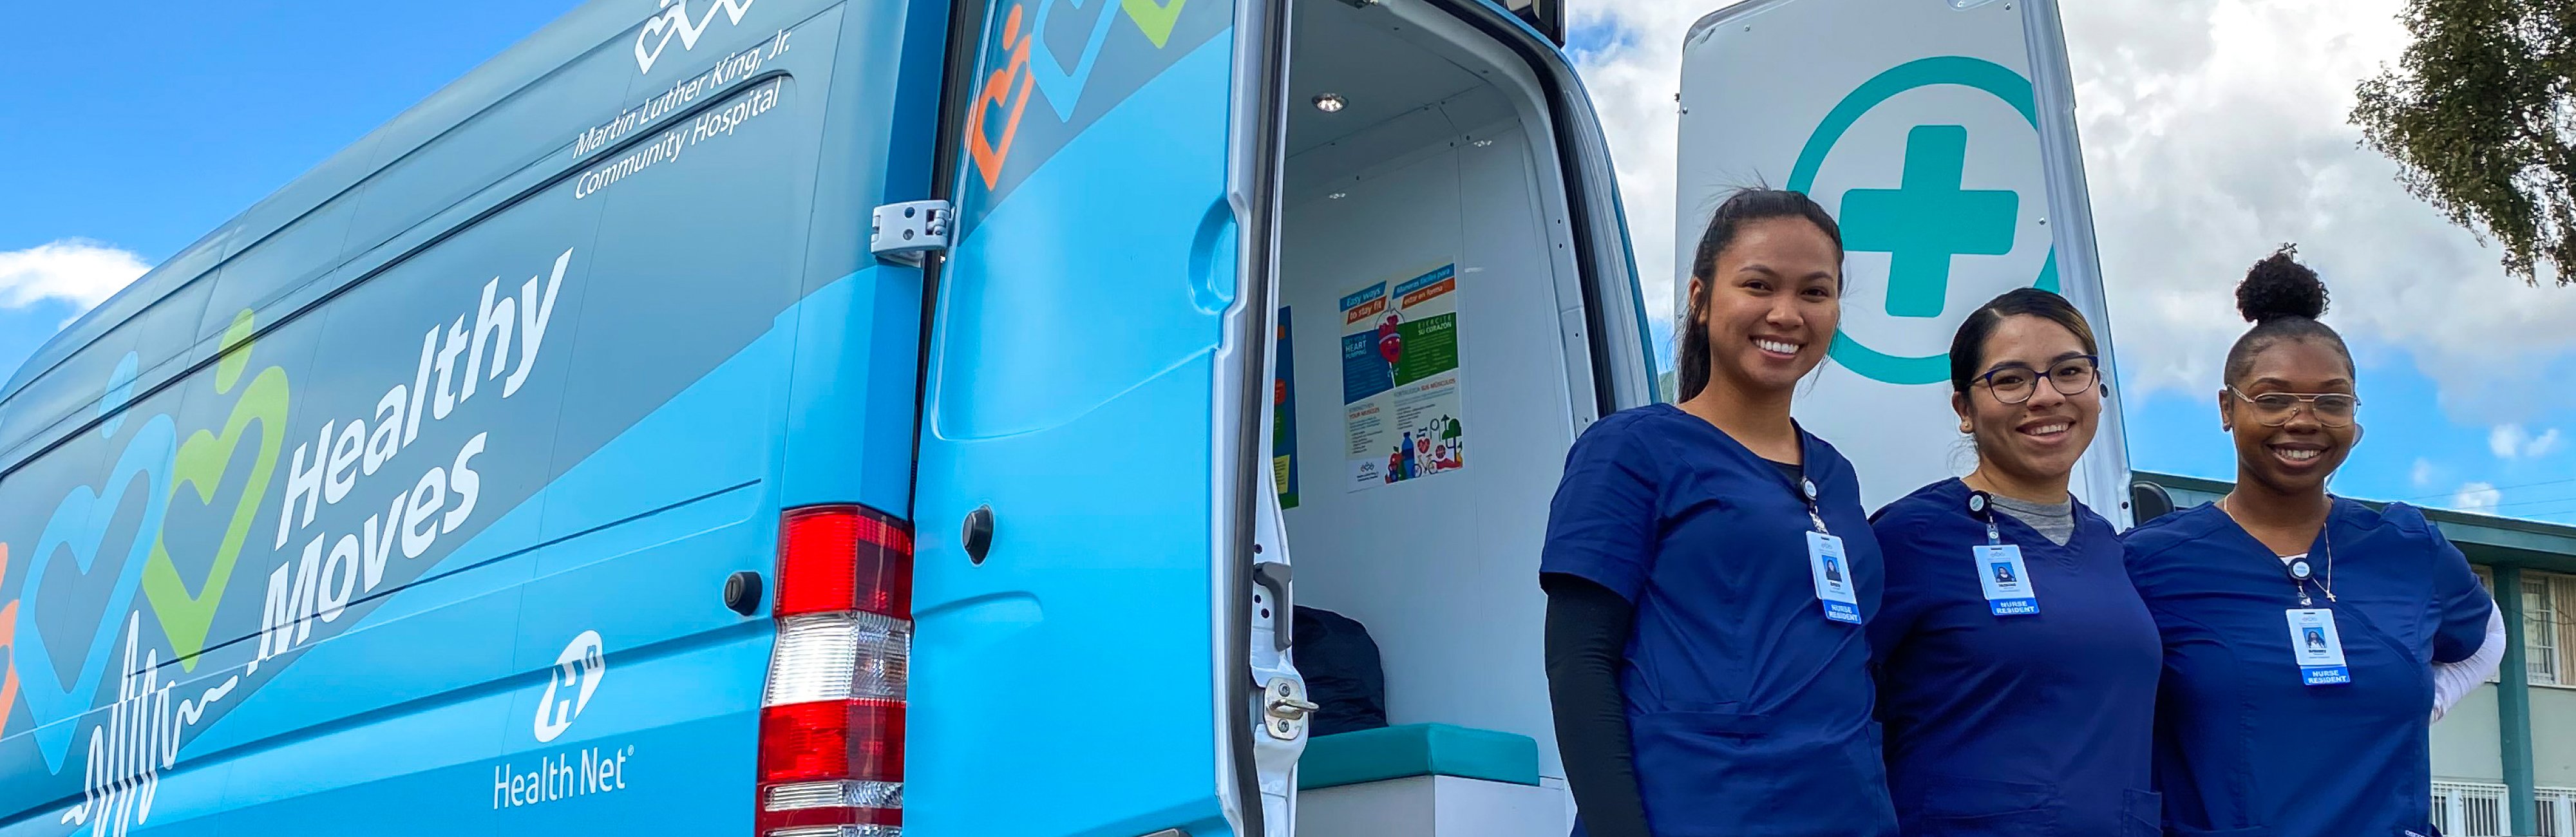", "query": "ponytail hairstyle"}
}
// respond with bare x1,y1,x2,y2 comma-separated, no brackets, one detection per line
2222,245,2352,384
1676,188,1844,401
